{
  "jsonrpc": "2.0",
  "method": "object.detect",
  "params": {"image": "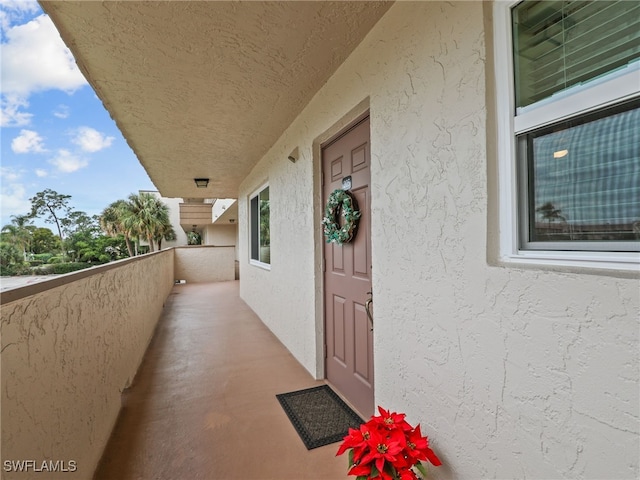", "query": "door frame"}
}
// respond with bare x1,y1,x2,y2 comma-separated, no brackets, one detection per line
312,99,371,381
